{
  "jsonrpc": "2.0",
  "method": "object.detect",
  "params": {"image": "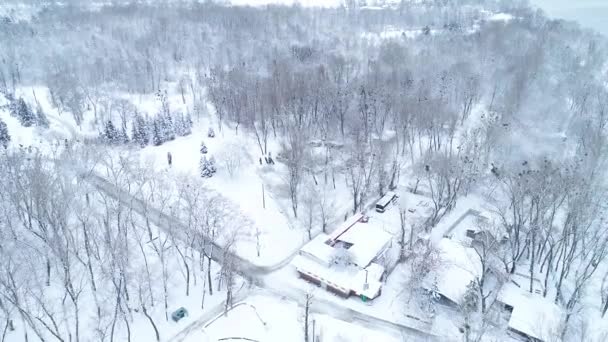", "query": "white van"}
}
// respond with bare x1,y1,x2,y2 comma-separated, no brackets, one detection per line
375,192,398,213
